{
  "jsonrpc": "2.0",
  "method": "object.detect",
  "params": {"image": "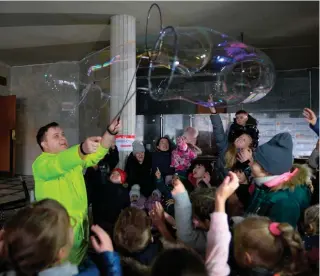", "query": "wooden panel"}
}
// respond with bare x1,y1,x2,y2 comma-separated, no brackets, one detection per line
0,96,16,176
0,95,16,129
197,105,227,114
0,130,11,172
